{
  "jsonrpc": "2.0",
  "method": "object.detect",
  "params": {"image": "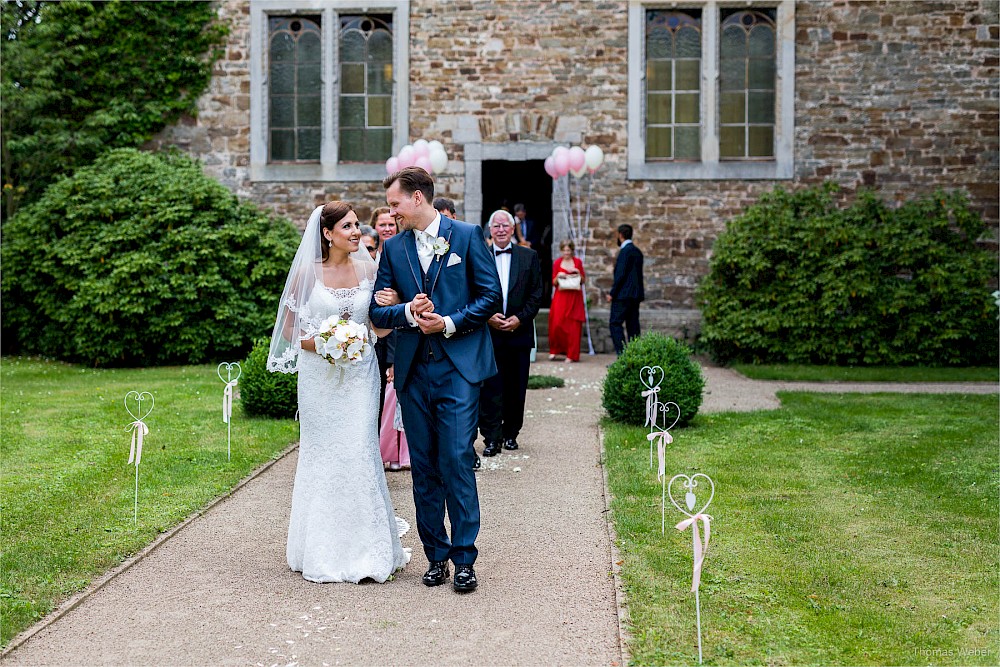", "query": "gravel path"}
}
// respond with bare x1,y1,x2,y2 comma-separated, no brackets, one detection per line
3,356,995,666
